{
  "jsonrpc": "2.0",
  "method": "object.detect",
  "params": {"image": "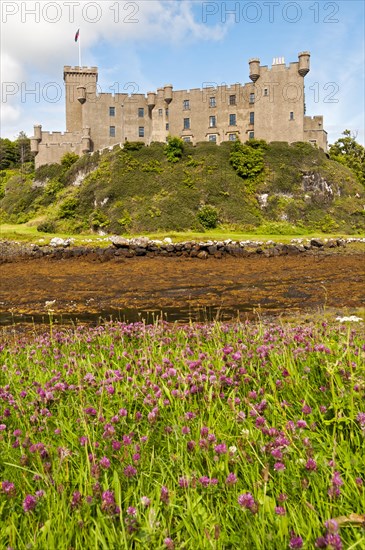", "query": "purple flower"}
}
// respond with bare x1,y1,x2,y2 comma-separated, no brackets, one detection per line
325,519,339,534
71,491,82,508
225,472,238,486
124,465,137,478
325,534,342,550
0,424,6,431
164,538,175,549
127,506,137,516
315,536,328,548
23,495,37,512
1,481,16,497
199,476,211,487
297,420,307,429
305,458,317,471
101,490,119,515
238,492,257,512
274,462,286,471
289,535,303,548
357,412,365,427
275,506,286,515
141,496,151,507
179,477,189,488
160,486,169,504
100,456,111,469
332,471,343,487
214,443,227,455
